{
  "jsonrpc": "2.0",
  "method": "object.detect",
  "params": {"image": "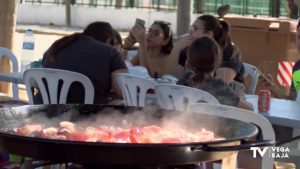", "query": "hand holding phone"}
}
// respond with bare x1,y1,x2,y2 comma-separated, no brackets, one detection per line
259,73,275,87
130,18,146,44
229,81,245,98
258,72,286,98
